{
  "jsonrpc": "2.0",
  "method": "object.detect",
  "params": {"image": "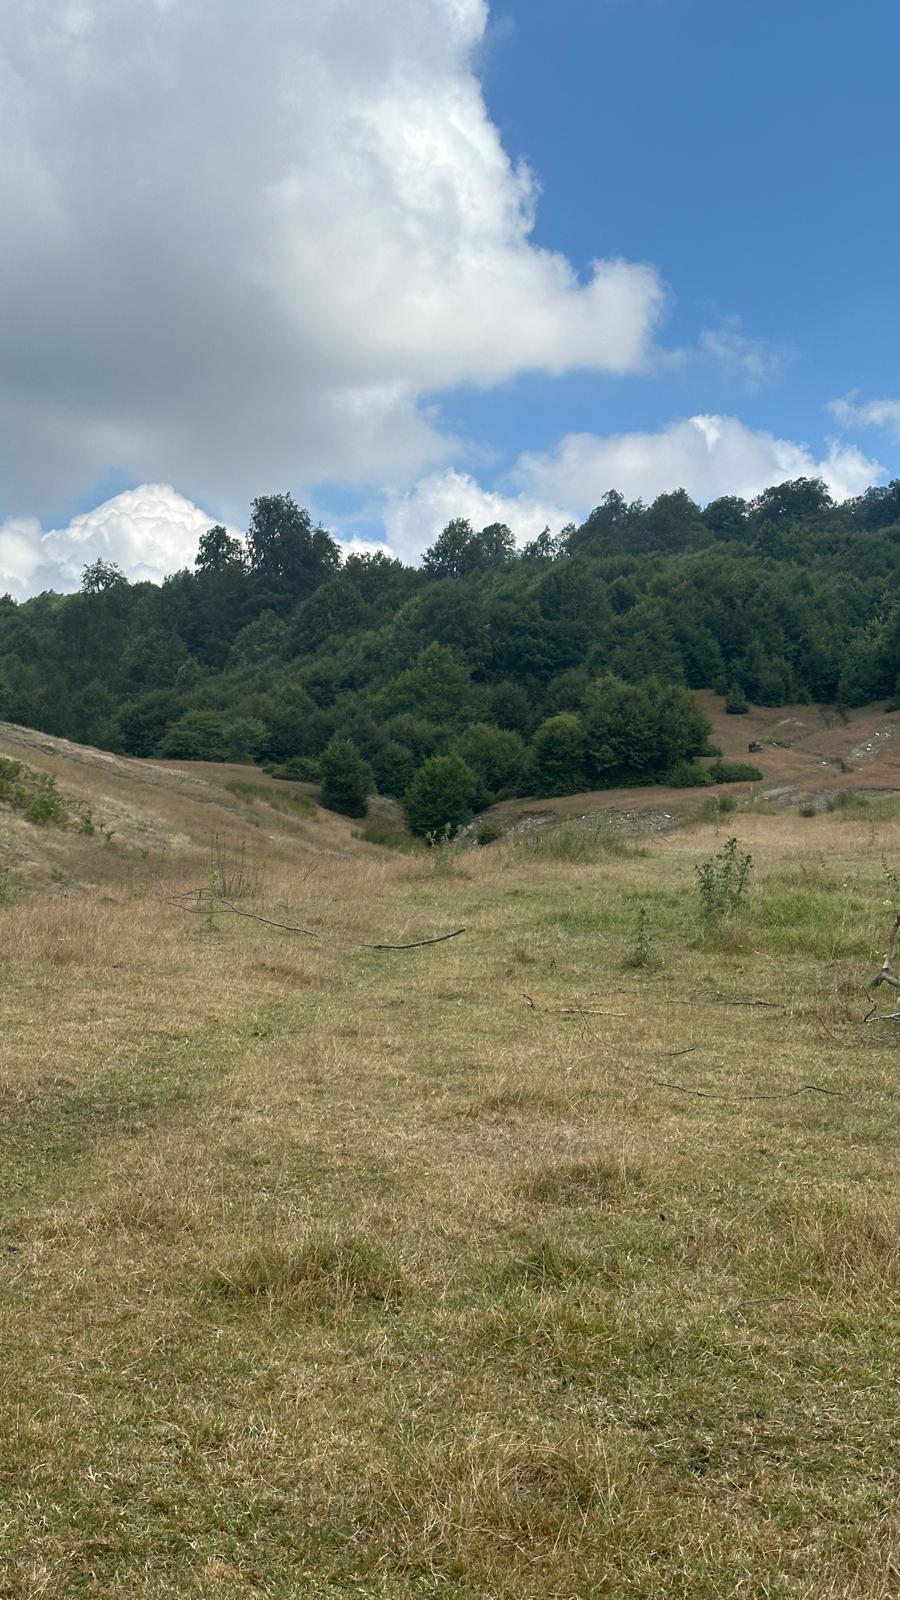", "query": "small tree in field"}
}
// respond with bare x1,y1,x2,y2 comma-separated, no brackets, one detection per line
404,755,478,839
319,739,372,818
